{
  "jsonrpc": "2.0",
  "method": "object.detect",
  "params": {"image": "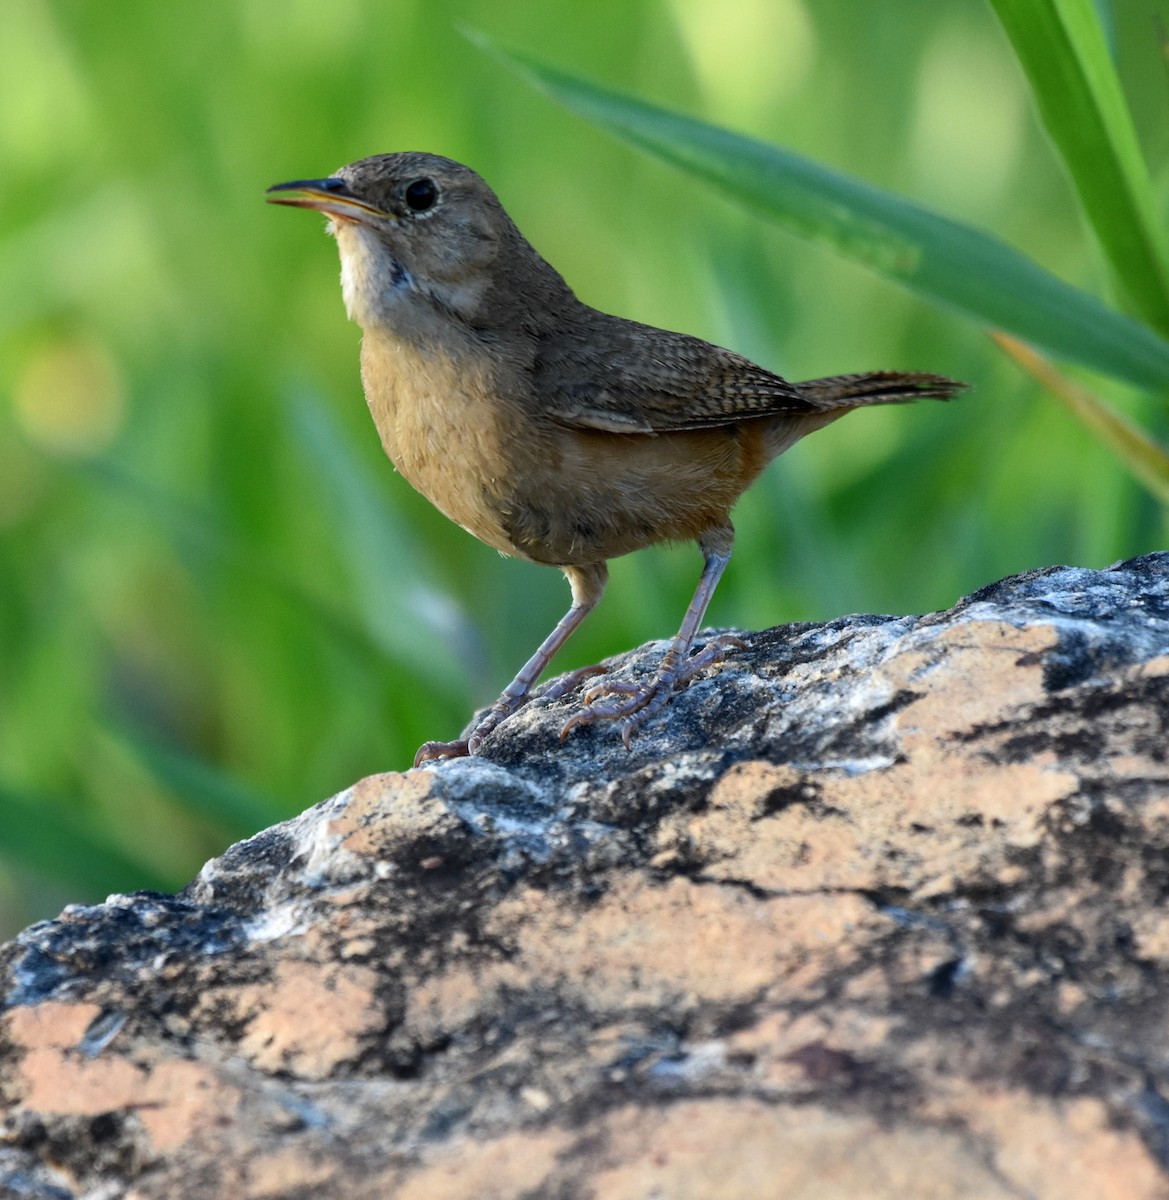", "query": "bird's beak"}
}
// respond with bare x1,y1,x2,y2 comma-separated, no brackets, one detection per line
266,177,385,224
